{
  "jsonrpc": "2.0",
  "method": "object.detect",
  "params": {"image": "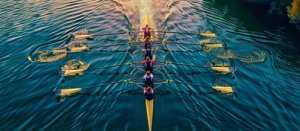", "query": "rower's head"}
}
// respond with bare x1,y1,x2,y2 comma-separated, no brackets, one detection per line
146,56,150,61
145,24,148,28
145,36,150,41
146,44,151,49
146,86,152,92
146,71,151,75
